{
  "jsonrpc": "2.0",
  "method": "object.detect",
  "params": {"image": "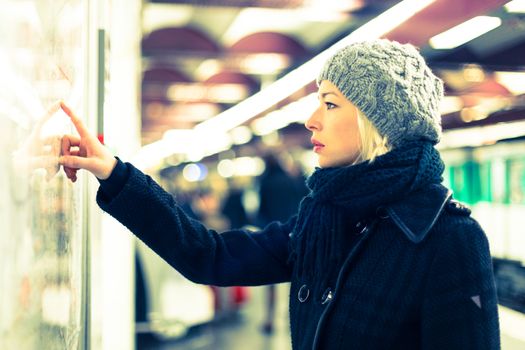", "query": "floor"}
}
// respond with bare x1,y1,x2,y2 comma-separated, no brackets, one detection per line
136,284,525,350
137,284,292,350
